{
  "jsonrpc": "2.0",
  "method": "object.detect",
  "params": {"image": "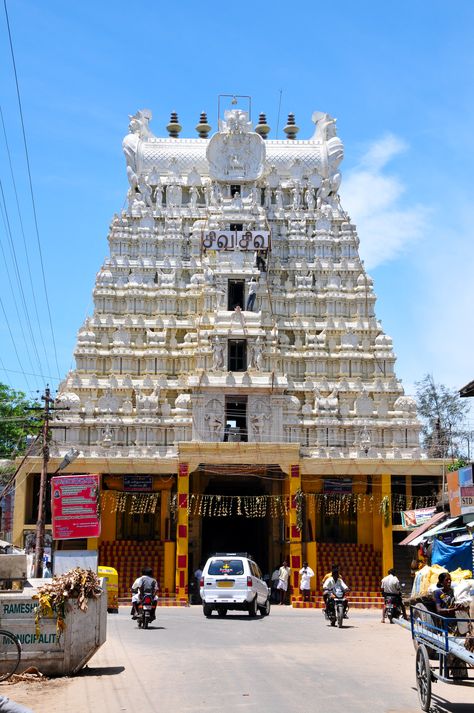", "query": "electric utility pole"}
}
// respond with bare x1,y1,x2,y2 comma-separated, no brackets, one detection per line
34,385,53,578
